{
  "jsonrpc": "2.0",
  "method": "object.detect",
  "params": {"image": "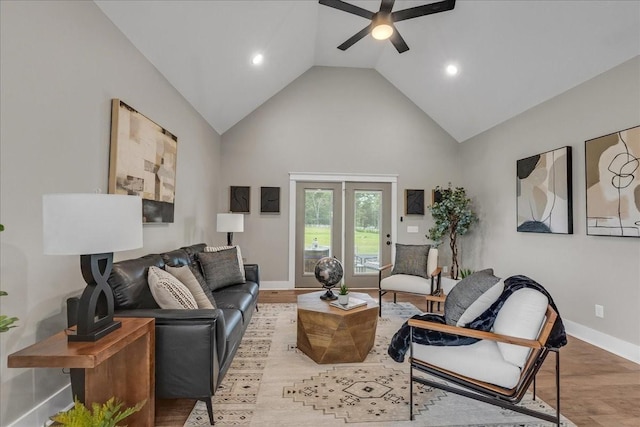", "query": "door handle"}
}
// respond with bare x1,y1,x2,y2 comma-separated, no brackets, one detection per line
386,241,391,246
